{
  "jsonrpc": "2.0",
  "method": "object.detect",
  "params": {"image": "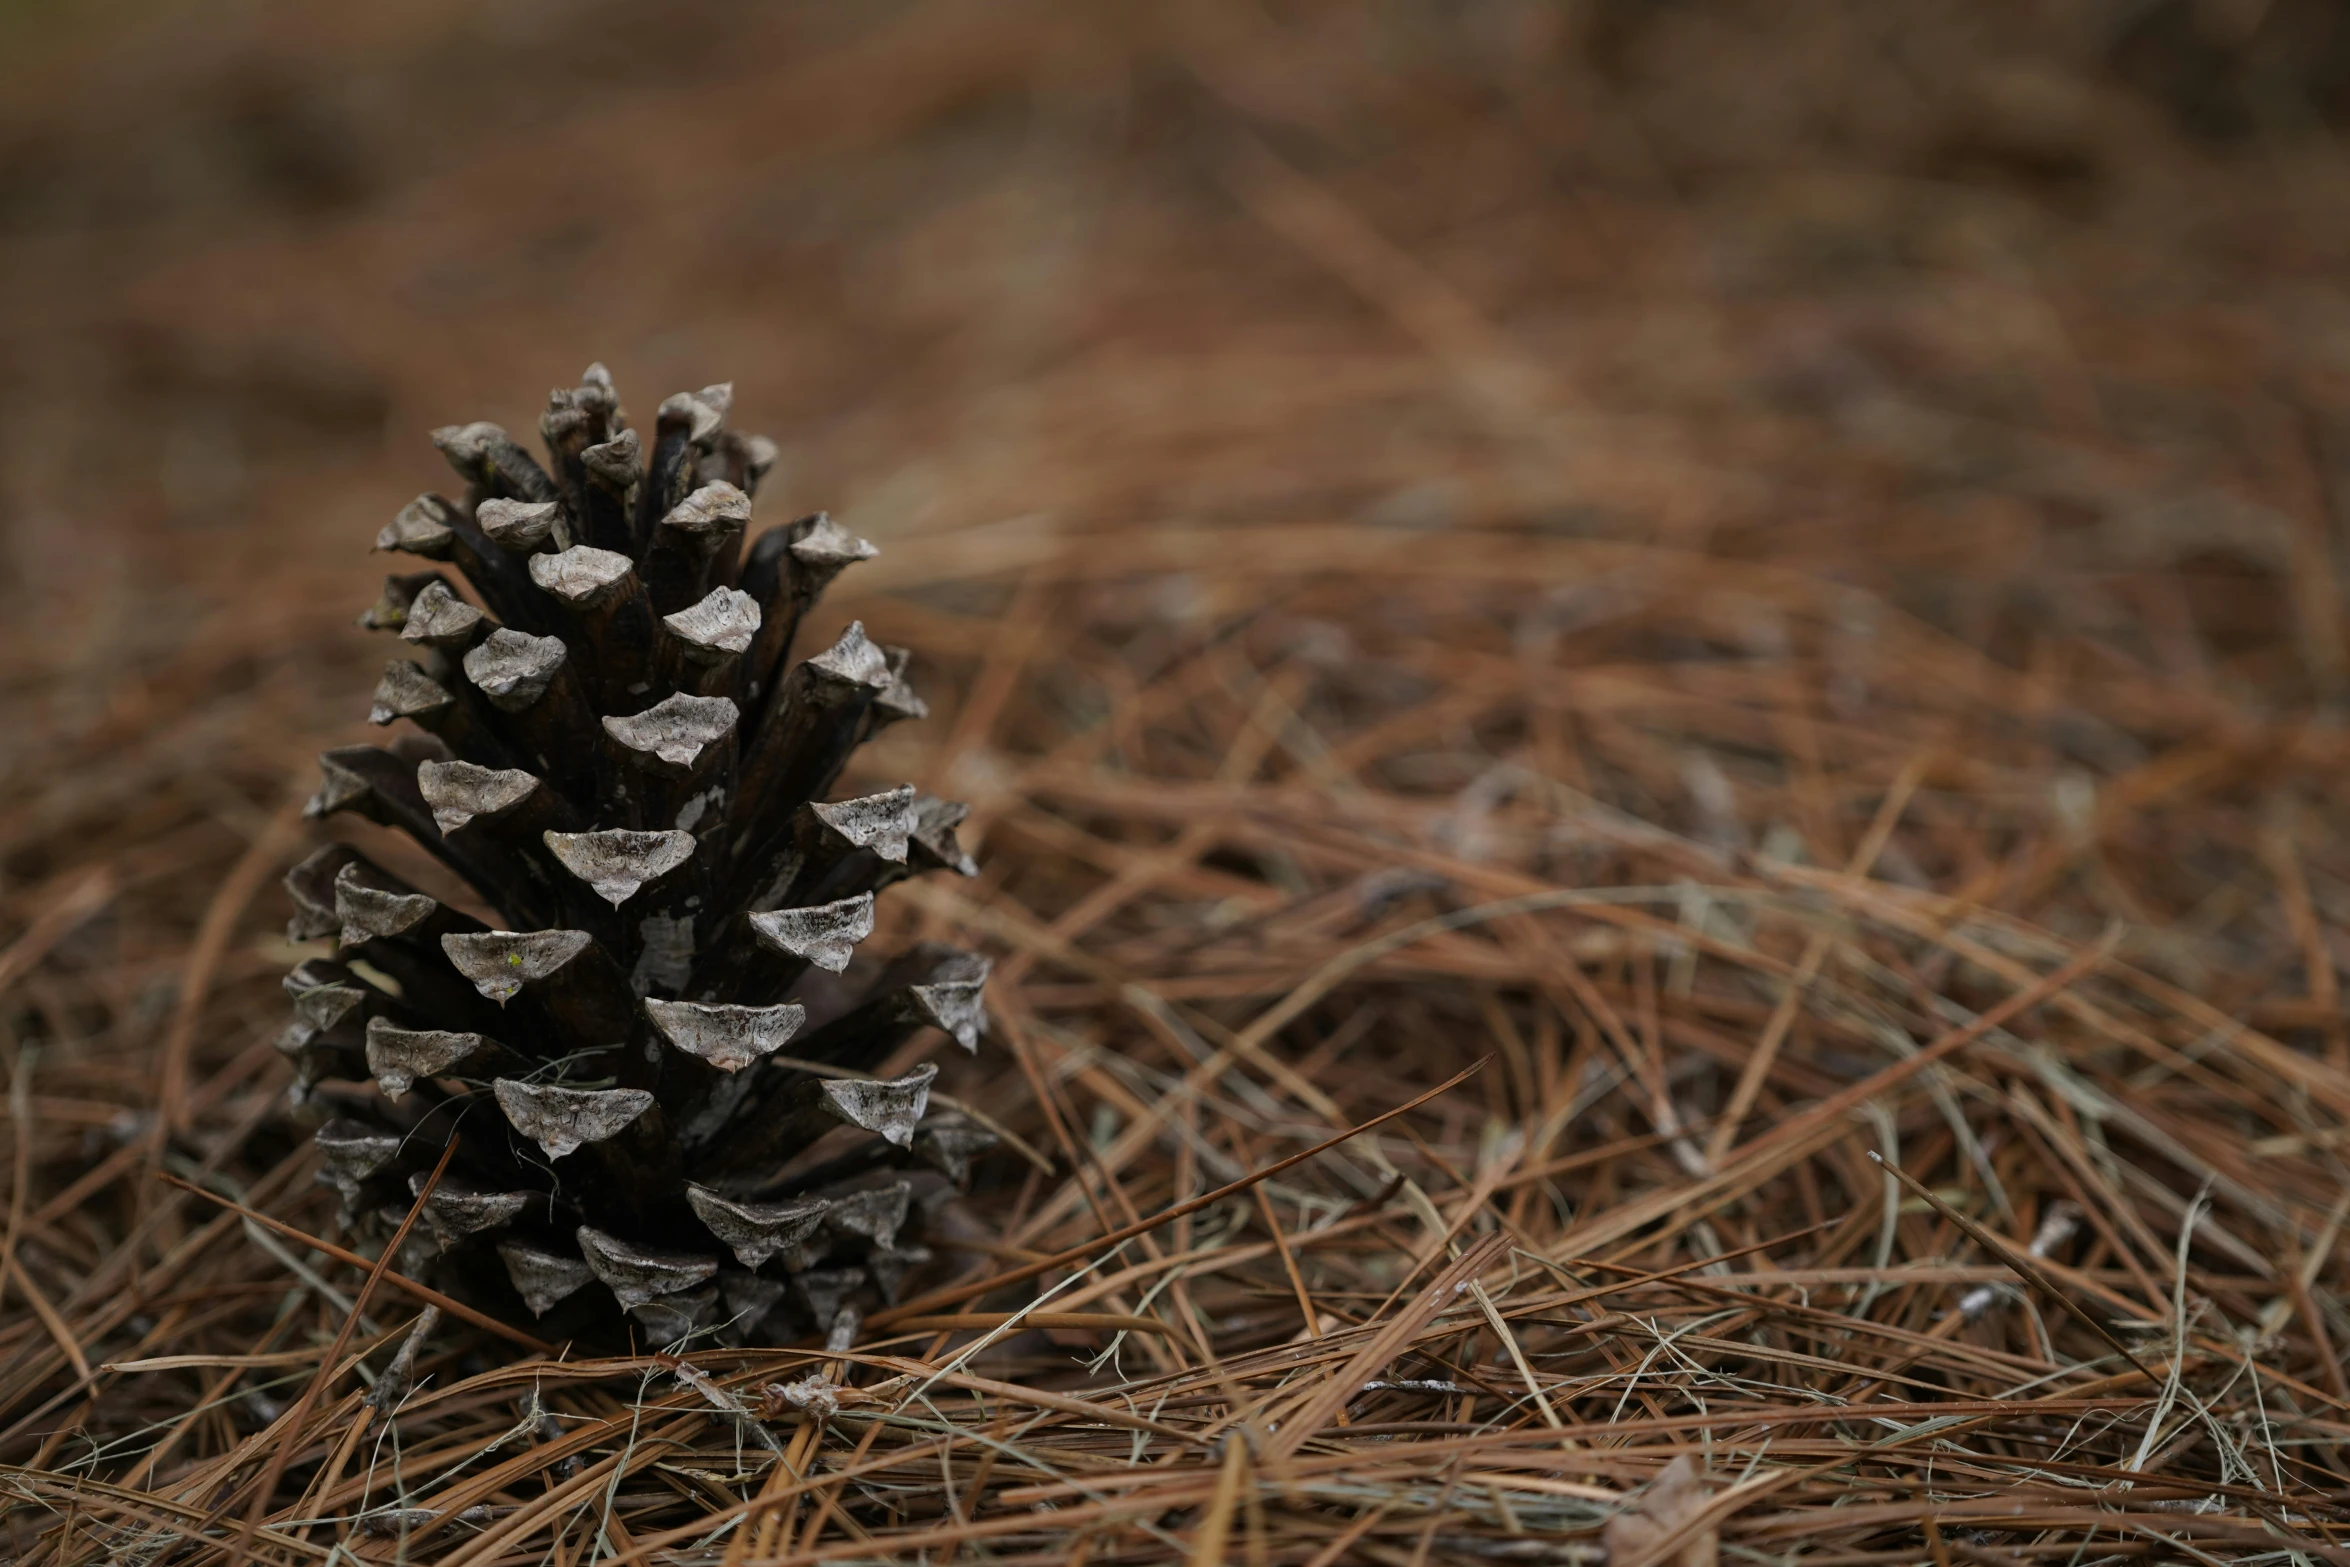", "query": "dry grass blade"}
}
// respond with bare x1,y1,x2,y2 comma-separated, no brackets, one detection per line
870,1055,1488,1327
221,1136,452,1567
1870,1150,2162,1384
153,1174,556,1356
